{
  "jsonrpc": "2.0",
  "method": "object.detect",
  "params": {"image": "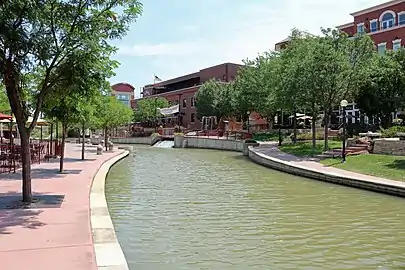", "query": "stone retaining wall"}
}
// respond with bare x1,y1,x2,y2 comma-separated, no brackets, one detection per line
248,147,405,197
373,138,405,155
111,137,152,145
184,137,244,152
